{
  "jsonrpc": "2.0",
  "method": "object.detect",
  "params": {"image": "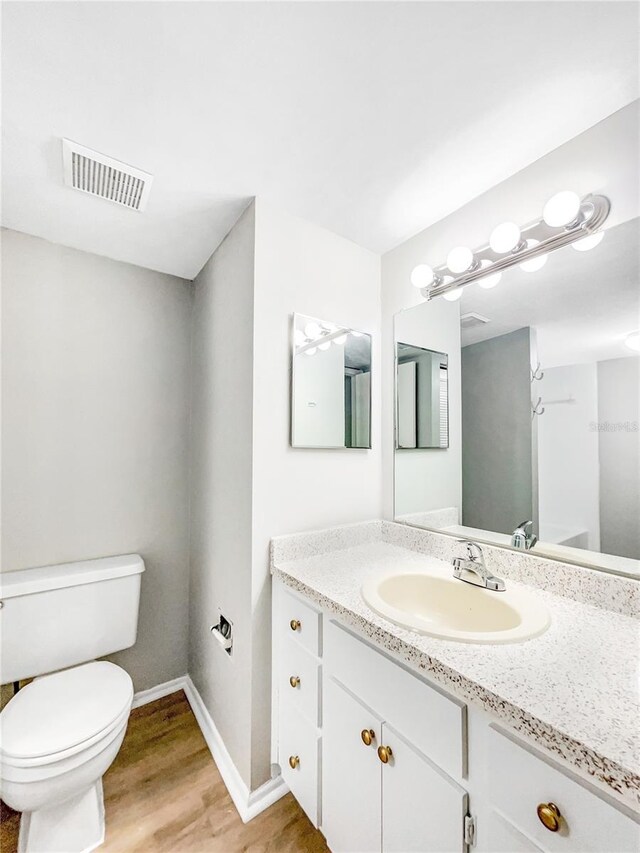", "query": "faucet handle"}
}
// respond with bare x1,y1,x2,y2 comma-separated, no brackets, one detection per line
456,540,483,561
